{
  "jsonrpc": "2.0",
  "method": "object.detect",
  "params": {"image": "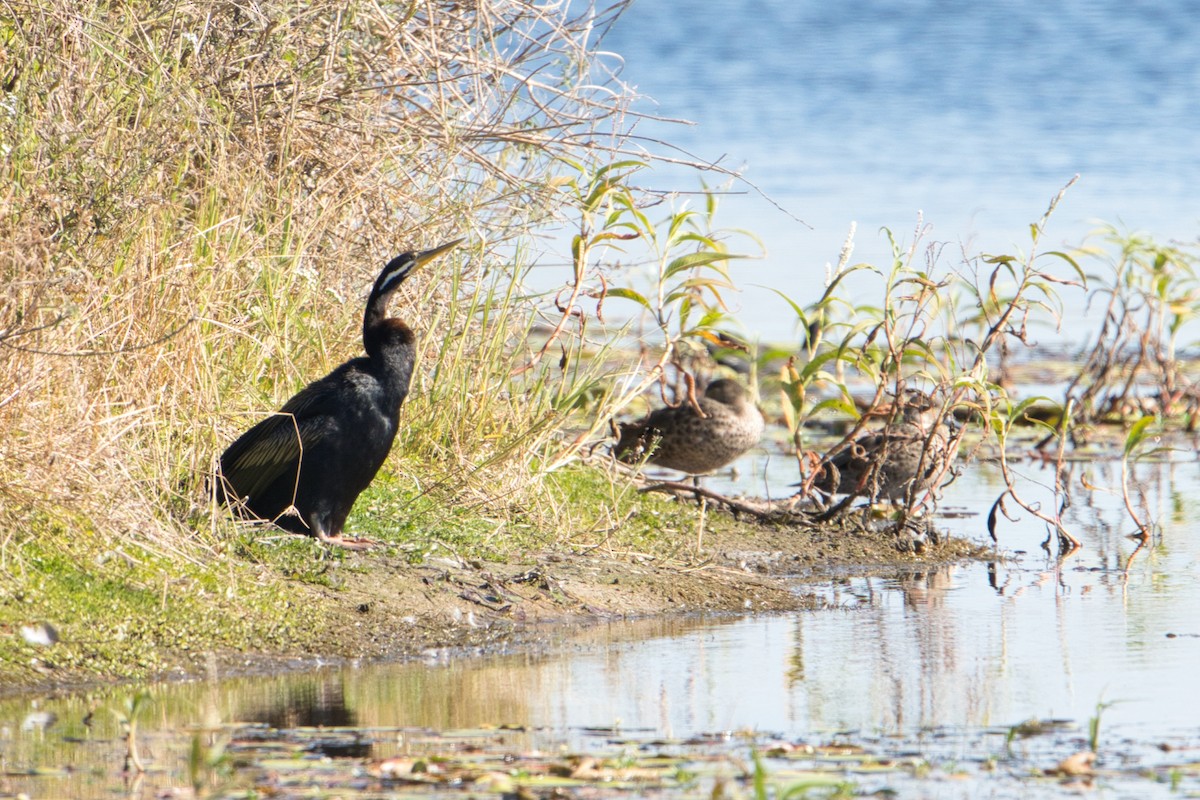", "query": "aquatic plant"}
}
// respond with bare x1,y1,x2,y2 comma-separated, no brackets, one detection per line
1088,696,1115,754
515,160,762,471
763,176,1200,554
188,730,233,799
1120,414,1161,545
949,181,1093,552
1060,226,1200,430
986,395,1079,551
772,180,1085,540
748,748,856,800
114,690,152,774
